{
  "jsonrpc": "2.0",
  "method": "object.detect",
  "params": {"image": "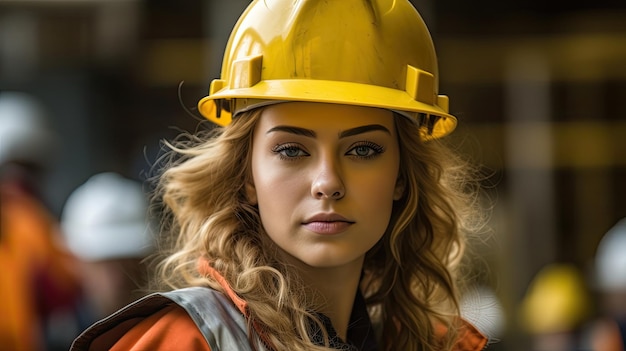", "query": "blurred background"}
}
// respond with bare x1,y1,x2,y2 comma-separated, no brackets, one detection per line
0,0,625,350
